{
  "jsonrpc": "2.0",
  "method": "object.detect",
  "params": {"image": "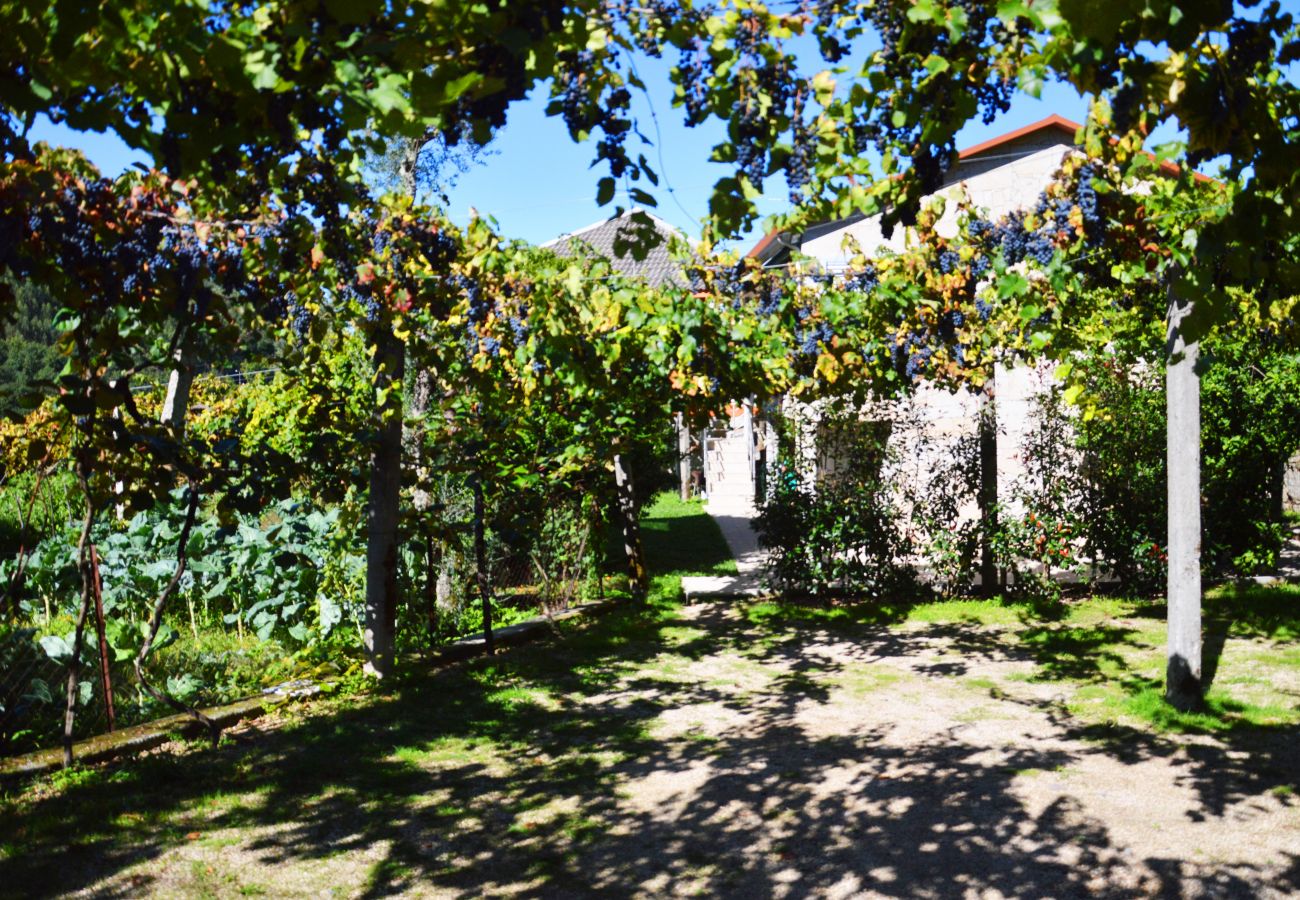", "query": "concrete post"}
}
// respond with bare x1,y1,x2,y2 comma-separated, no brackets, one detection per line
1166,285,1203,710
